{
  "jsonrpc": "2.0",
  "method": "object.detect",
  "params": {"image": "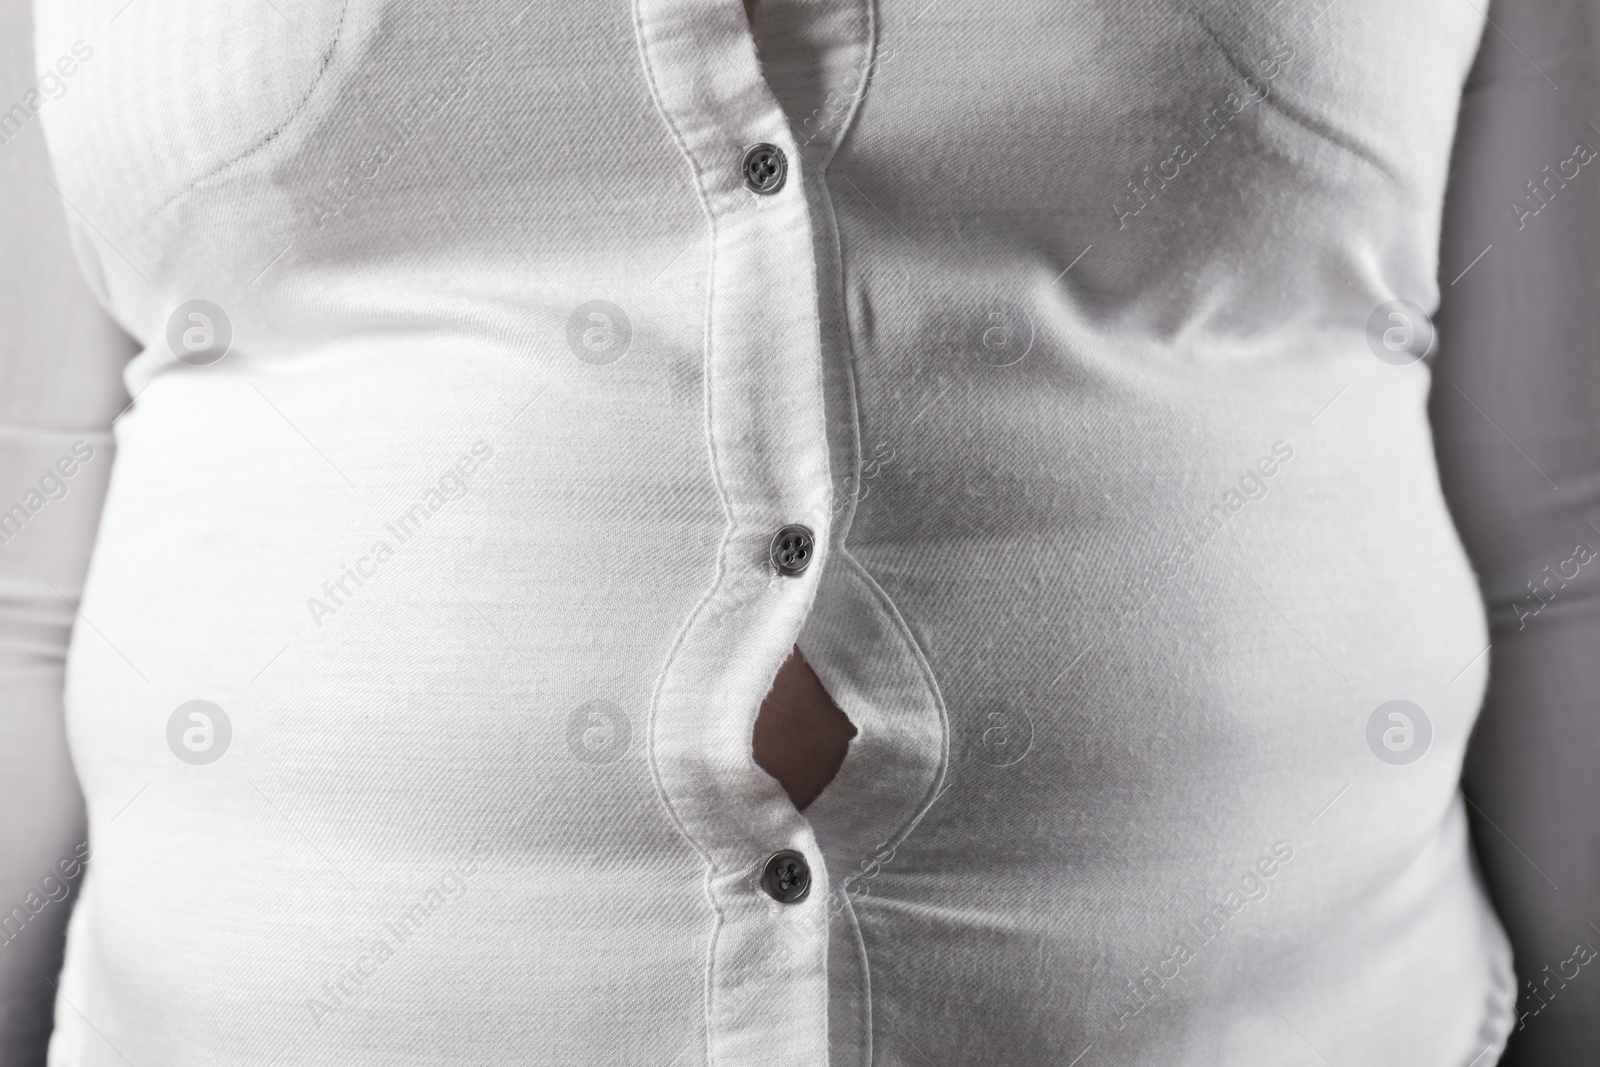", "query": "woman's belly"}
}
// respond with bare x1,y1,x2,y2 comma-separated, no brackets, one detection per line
54,324,1513,1065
